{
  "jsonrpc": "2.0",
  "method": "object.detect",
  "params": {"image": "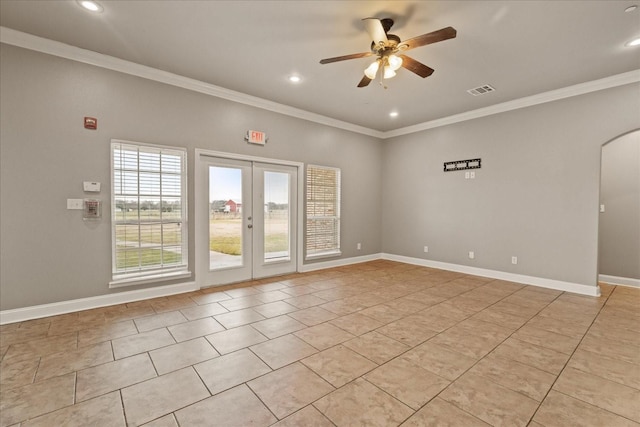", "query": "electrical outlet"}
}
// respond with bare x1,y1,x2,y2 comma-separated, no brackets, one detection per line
511,256,518,265
357,243,361,250
465,171,470,179
600,204,605,213
469,251,475,259
424,246,429,253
